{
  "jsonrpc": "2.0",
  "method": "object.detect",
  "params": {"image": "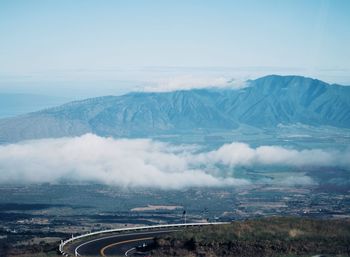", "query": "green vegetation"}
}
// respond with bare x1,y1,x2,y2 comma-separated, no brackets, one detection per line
152,217,350,257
